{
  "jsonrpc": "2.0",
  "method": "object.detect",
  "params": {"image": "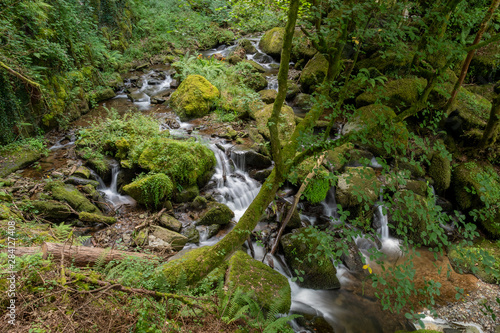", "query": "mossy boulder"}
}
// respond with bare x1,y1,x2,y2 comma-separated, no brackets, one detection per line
451,162,500,238
259,27,285,58
281,228,340,290
448,239,500,284
243,60,266,74
181,225,200,244
293,93,313,109
137,138,216,188
299,53,328,93
390,190,435,245
254,104,296,143
355,50,413,74
343,104,409,157
336,167,381,219
192,196,208,210
159,214,182,232
170,75,220,120
31,200,72,219
243,73,268,92
0,203,14,220
428,151,451,193
259,89,278,104
45,181,100,214
239,39,256,54
197,202,234,226
123,173,173,208
0,146,42,178
150,225,188,251
226,250,291,313
323,143,355,172
93,88,116,102
291,31,317,63
468,40,500,82
73,166,91,179
404,180,429,197
290,157,332,204
355,78,427,113
78,212,117,224
173,185,199,203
